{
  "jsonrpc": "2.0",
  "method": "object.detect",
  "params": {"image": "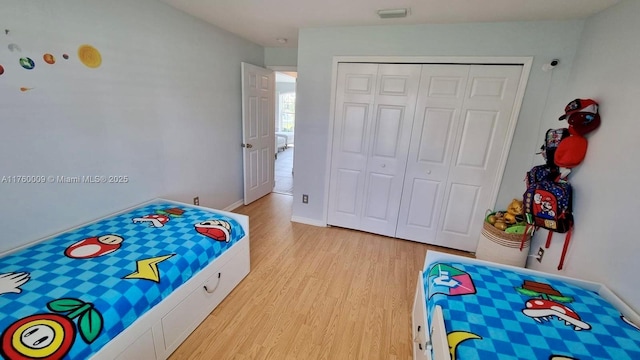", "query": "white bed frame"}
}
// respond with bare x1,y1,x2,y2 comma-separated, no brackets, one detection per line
412,251,640,360
1,199,250,360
